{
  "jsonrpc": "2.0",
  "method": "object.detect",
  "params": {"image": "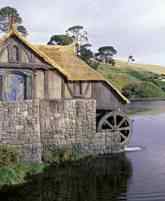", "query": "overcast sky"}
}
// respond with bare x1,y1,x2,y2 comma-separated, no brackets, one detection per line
0,0,165,65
